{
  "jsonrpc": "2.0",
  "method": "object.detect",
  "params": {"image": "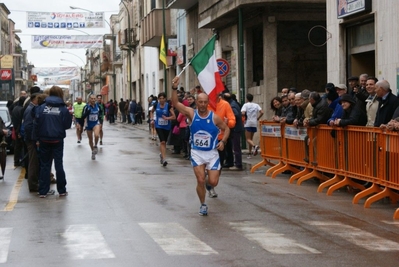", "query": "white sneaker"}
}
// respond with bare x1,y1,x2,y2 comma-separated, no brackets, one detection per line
208,188,218,198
